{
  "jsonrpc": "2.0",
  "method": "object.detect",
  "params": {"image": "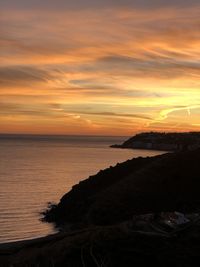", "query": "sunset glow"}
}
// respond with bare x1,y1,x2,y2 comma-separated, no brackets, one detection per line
1,0,200,135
